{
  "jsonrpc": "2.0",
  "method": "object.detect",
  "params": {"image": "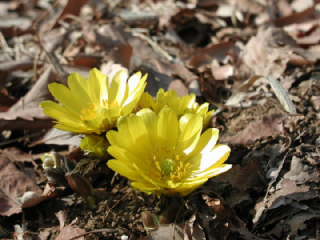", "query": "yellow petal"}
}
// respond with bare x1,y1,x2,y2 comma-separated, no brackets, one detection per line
91,69,109,102
191,145,231,173
178,94,195,113
122,100,137,115
176,113,202,154
136,109,158,148
109,70,128,104
67,72,91,105
107,114,152,159
131,181,161,192
54,123,91,133
40,101,81,124
196,103,209,115
179,113,193,132
173,178,208,196
192,164,232,180
139,92,155,109
157,108,178,149
107,145,149,172
48,83,83,115
127,72,142,94
87,68,104,104
189,128,219,158
132,163,162,189
107,160,144,182
123,77,147,106
203,110,214,128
